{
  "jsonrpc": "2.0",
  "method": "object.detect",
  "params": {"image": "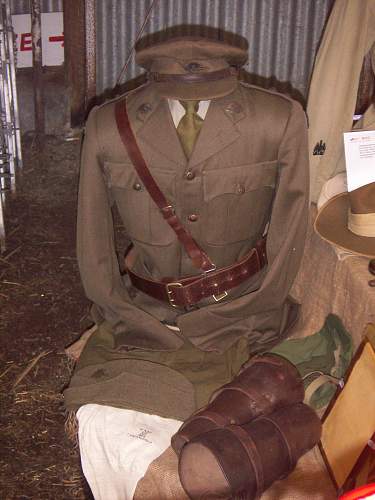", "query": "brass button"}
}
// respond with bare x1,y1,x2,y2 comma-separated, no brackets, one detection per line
138,103,152,113
133,182,142,191
185,170,195,180
188,214,198,222
237,184,245,194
